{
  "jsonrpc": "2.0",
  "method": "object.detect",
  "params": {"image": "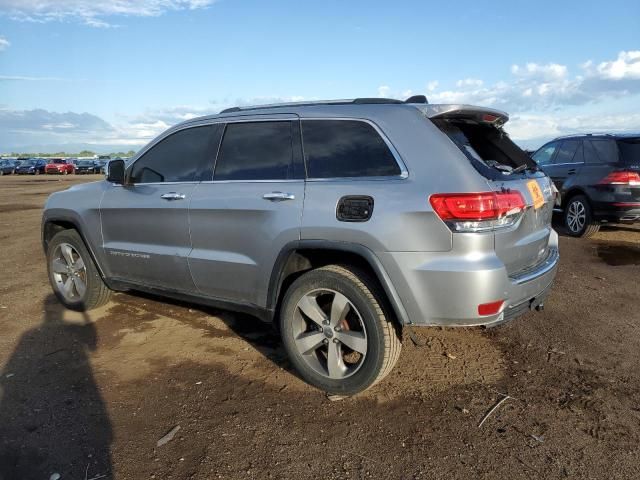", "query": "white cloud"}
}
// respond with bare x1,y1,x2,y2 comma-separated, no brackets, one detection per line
507,112,640,148
590,50,640,80
375,50,640,144
0,74,67,81
511,62,568,80
0,36,9,50
377,85,391,97
456,78,483,88
384,51,640,114
0,108,116,149
0,0,218,27
1,97,311,150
